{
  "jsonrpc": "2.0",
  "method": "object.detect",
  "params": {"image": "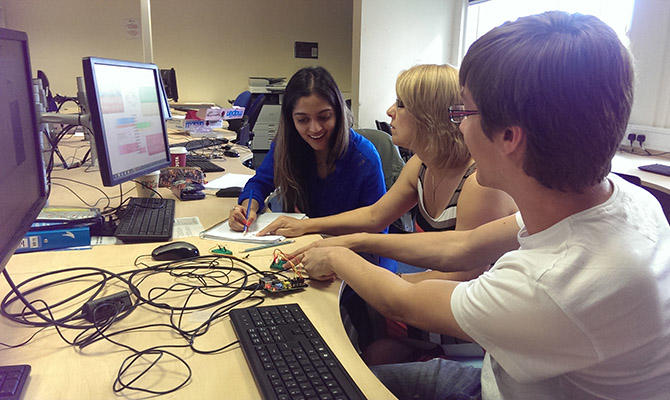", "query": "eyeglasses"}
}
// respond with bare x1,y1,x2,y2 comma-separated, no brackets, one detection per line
448,104,479,124
396,98,405,108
